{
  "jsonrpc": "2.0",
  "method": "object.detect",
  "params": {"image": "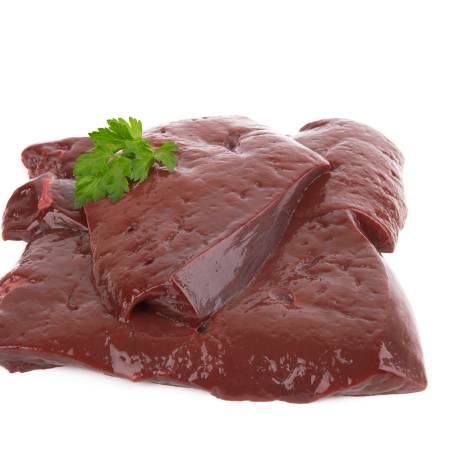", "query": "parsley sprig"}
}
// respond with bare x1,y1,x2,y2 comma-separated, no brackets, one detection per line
74,118,178,208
